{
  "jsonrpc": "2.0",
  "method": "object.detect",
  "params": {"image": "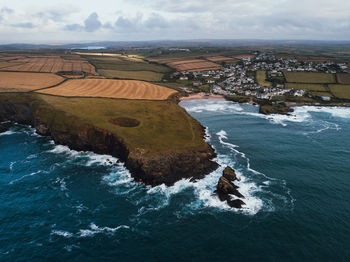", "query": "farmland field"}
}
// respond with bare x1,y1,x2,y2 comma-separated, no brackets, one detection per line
84,55,170,81
206,56,235,62
37,79,177,100
0,55,95,73
329,84,350,99
284,72,336,83
309,91,333,97
167,60,222,72
98,69,163,81
0,72,64,92
336,73,350,84
256,70,271,87
285,83,327,91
